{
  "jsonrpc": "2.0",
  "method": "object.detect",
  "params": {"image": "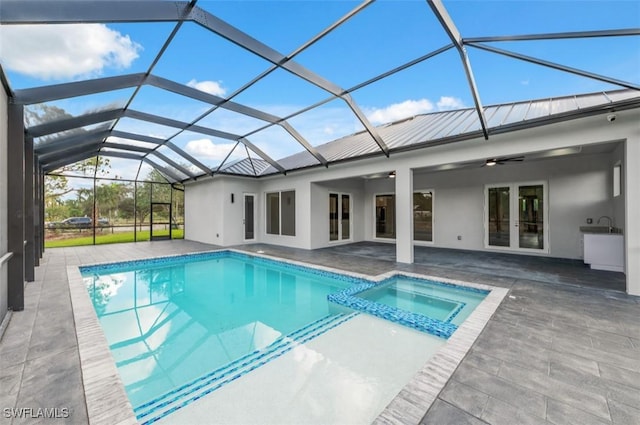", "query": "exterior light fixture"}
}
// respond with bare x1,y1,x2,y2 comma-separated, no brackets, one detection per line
389,171,396,178
231,193,235,203
485,159,497,167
